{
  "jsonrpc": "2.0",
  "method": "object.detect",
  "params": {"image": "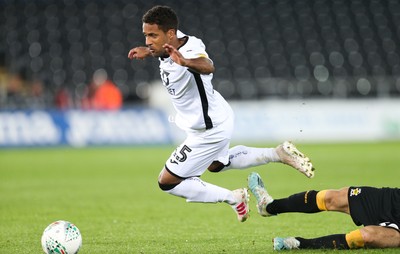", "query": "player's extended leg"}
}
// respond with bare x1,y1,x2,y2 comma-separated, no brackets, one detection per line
273,226,400,250
158,168,250,222
273,233,351,250
274,228,363,250
247,172,350,216
208,141,315,178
